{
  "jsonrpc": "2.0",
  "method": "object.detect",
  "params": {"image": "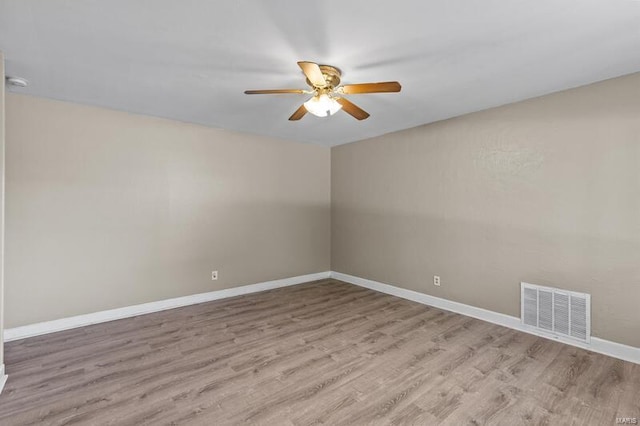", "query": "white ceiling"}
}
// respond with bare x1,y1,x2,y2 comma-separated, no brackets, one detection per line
1,0,640,146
